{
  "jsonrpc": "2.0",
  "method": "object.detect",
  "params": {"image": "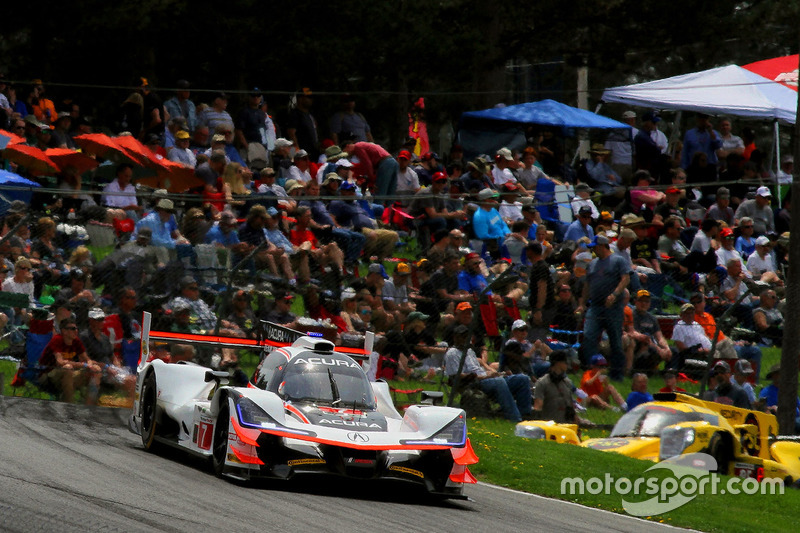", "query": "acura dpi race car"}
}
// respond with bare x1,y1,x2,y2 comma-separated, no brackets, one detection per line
129,313,478,498
516,393,800,485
